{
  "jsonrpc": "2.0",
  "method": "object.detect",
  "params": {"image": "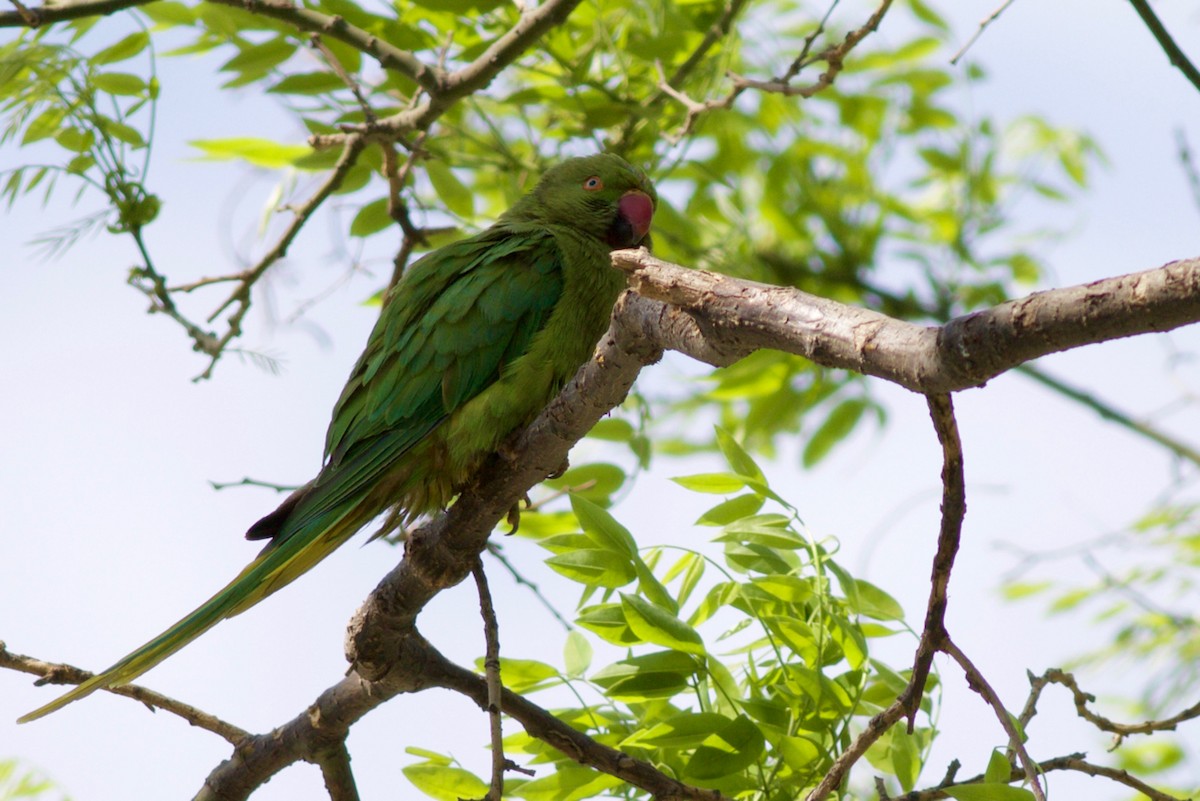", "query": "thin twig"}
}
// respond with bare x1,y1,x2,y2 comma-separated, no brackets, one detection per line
1038,668,1200,742
1177,129,1200,217
485,542,574,632
473,561,507,801
6,0,39,26
1127,0,1200,94
310,34,375,122
950,0,1017,65
1018,363,1200,467
196,134,366,381
805,699,908,801
209,476,300,493
656,0,891,139
942,639,1046,801
1,641,248,745
894,752,1187,801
